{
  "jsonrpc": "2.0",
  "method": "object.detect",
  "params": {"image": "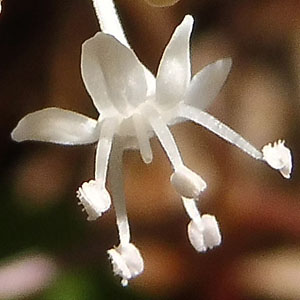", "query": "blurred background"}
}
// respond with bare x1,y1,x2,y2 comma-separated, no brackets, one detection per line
0,0,300,299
